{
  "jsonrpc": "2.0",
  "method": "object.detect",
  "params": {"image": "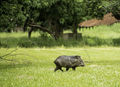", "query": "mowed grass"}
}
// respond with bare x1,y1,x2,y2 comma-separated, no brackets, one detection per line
79,23,120,46
80,23,120,39
0,47,120,87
